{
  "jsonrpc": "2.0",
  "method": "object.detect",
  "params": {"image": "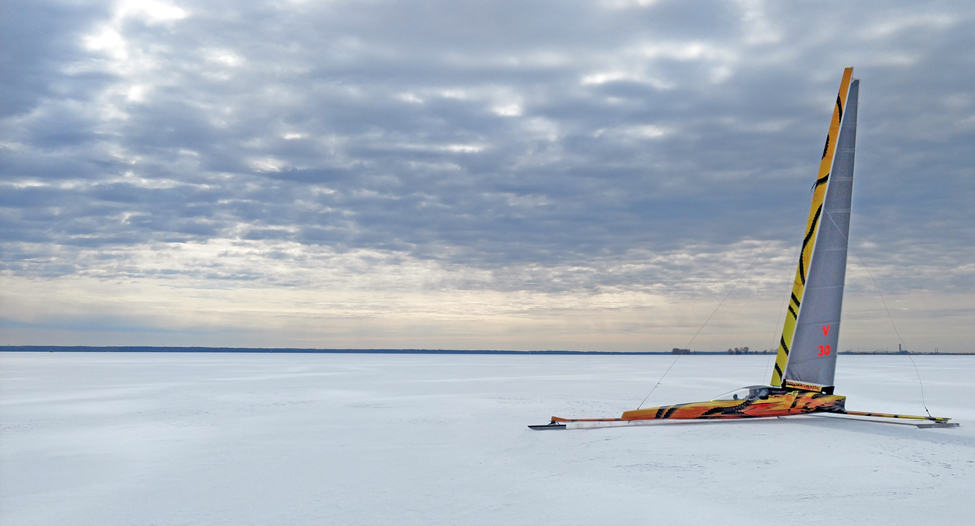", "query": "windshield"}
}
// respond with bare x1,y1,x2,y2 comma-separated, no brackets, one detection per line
711,386,772,401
